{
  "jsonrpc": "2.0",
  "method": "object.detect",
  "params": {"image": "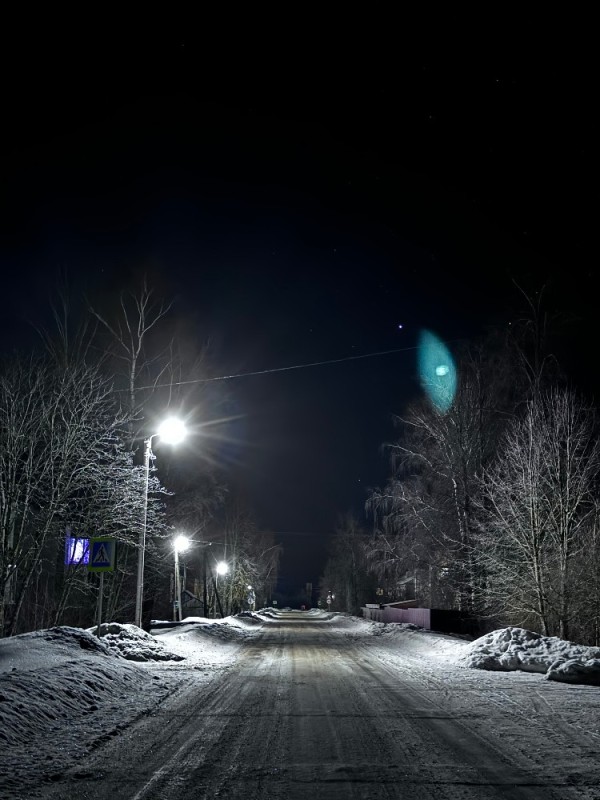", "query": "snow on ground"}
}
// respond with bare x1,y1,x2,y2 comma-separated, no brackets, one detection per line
460,626,600,684
1,611,599,797
87,623,186,661
328,613,600,685
0,615,262,796
336,612,469,661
